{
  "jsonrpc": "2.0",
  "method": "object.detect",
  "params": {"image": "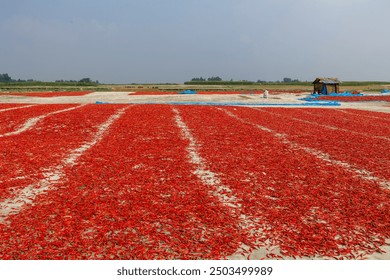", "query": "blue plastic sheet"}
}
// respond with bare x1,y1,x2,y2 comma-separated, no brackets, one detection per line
303,92,364,102
178,90,197,94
